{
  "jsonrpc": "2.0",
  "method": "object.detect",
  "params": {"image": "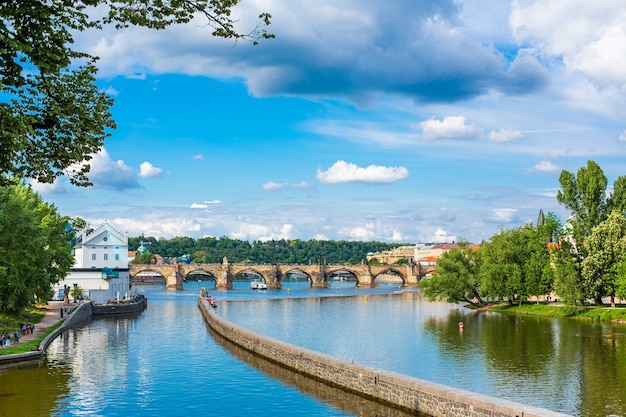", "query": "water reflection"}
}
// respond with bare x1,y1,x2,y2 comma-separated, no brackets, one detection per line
0,360,68,416
206,320,429,417
2,282,626,417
